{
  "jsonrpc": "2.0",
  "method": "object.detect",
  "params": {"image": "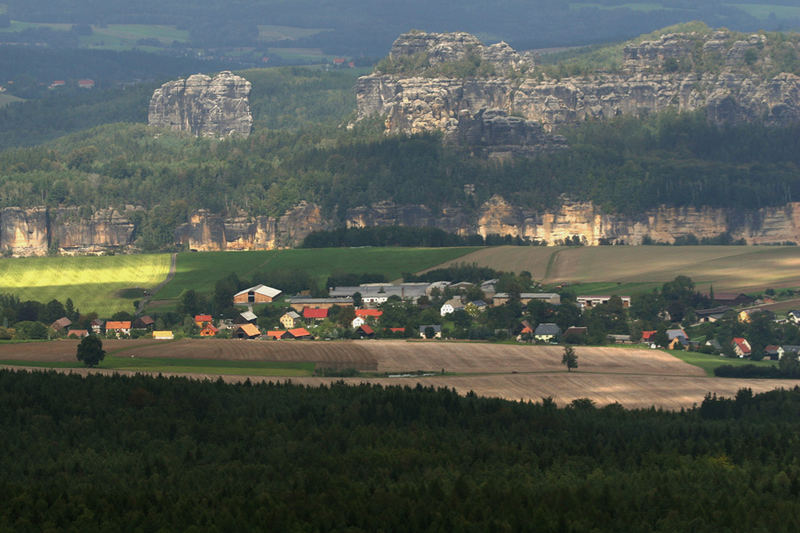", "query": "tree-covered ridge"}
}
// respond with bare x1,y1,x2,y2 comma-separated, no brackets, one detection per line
2,370,800,530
